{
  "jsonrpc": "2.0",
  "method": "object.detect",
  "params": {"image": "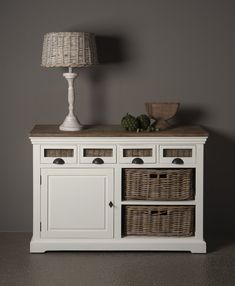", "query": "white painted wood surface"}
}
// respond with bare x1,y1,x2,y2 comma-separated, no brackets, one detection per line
59,72,83,131
30,135,207,253
41,168,113,239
